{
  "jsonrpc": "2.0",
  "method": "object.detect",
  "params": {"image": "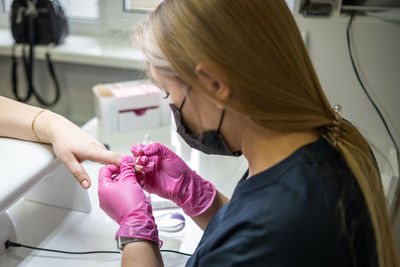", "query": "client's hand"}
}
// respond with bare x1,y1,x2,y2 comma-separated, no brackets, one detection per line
49,113,121,189
131,142,216,217
98,155,161,247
